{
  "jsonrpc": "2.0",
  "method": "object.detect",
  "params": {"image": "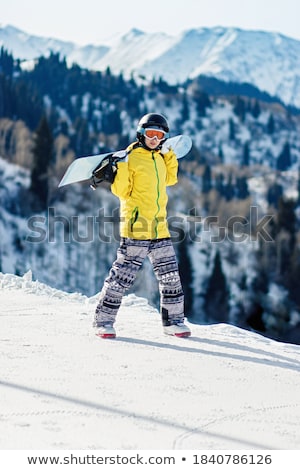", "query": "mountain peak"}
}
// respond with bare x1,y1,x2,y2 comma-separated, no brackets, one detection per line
127,27,145,36
119,27,145,42
1,24,300,108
